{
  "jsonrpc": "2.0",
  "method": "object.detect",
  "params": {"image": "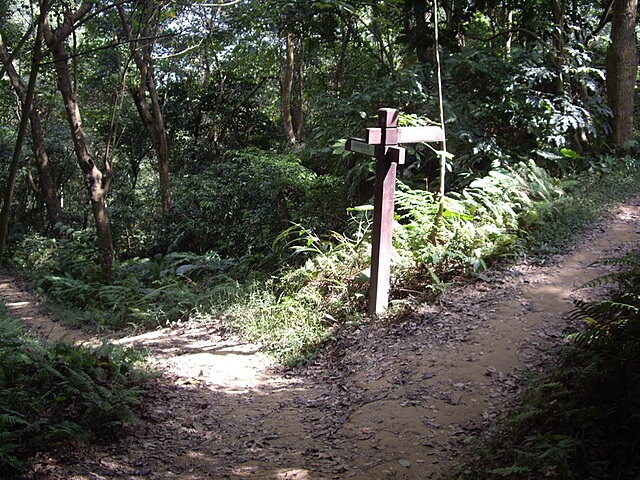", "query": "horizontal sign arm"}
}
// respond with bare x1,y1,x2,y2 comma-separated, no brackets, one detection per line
365,126,444,145
386,146,406,164
345,137,376,157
